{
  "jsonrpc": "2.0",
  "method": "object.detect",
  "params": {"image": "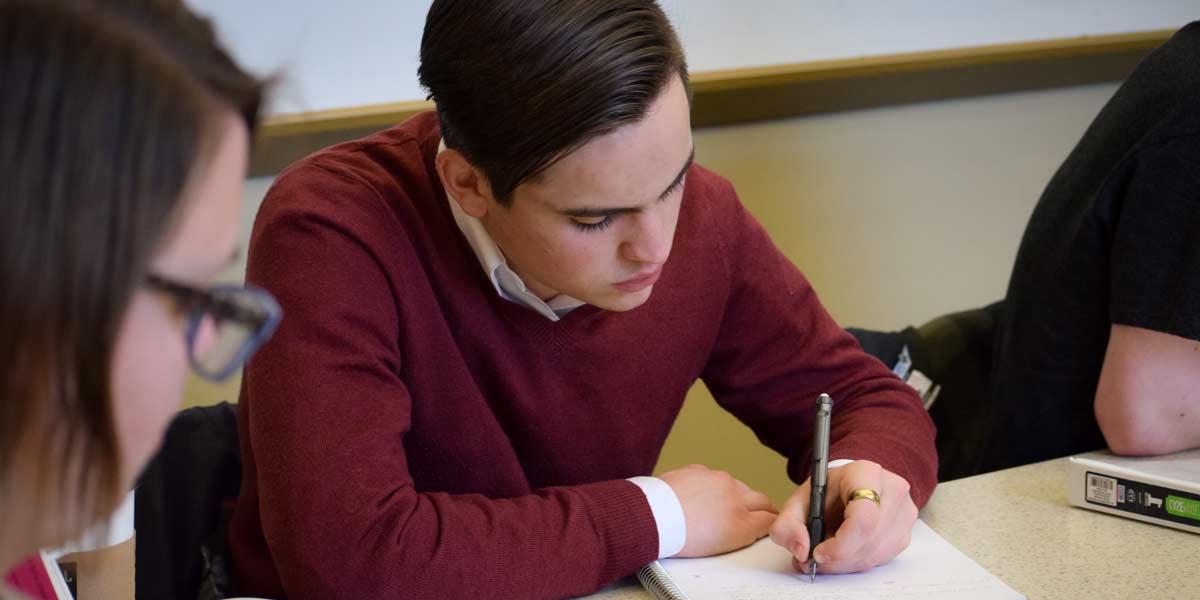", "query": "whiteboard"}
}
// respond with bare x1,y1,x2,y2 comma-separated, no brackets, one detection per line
185,1,1197,116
